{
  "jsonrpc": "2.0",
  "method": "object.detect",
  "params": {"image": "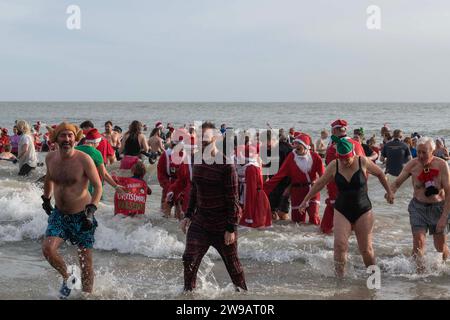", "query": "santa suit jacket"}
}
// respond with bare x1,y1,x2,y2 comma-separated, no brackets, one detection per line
263,151,324,200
